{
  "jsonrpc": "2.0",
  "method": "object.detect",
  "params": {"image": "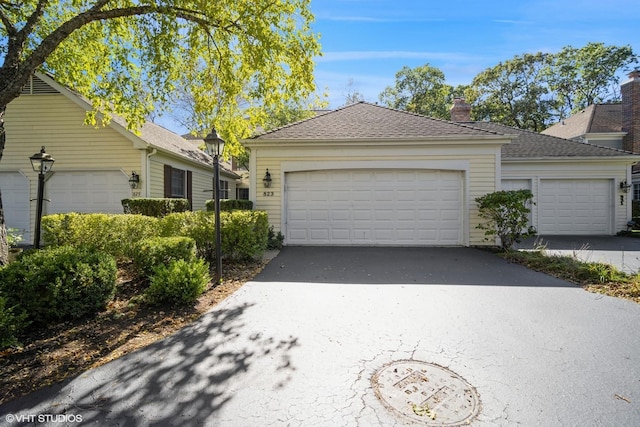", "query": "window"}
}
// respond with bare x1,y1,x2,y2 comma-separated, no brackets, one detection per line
219,180,229,199
634,183,640,201
170,169,186,198
164,165,192,206
237,188,249,200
